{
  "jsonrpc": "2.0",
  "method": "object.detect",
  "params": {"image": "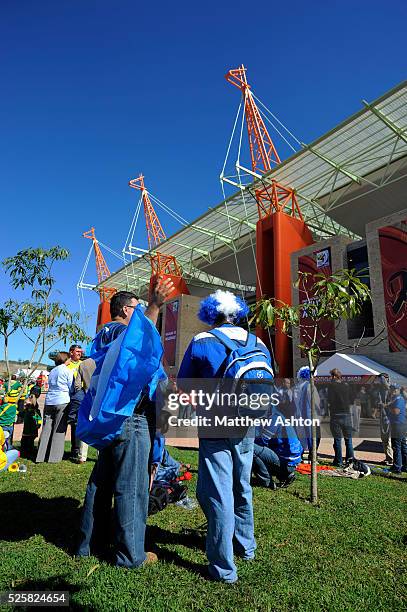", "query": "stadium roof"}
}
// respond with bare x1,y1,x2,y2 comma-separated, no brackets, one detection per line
99,80,407,298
